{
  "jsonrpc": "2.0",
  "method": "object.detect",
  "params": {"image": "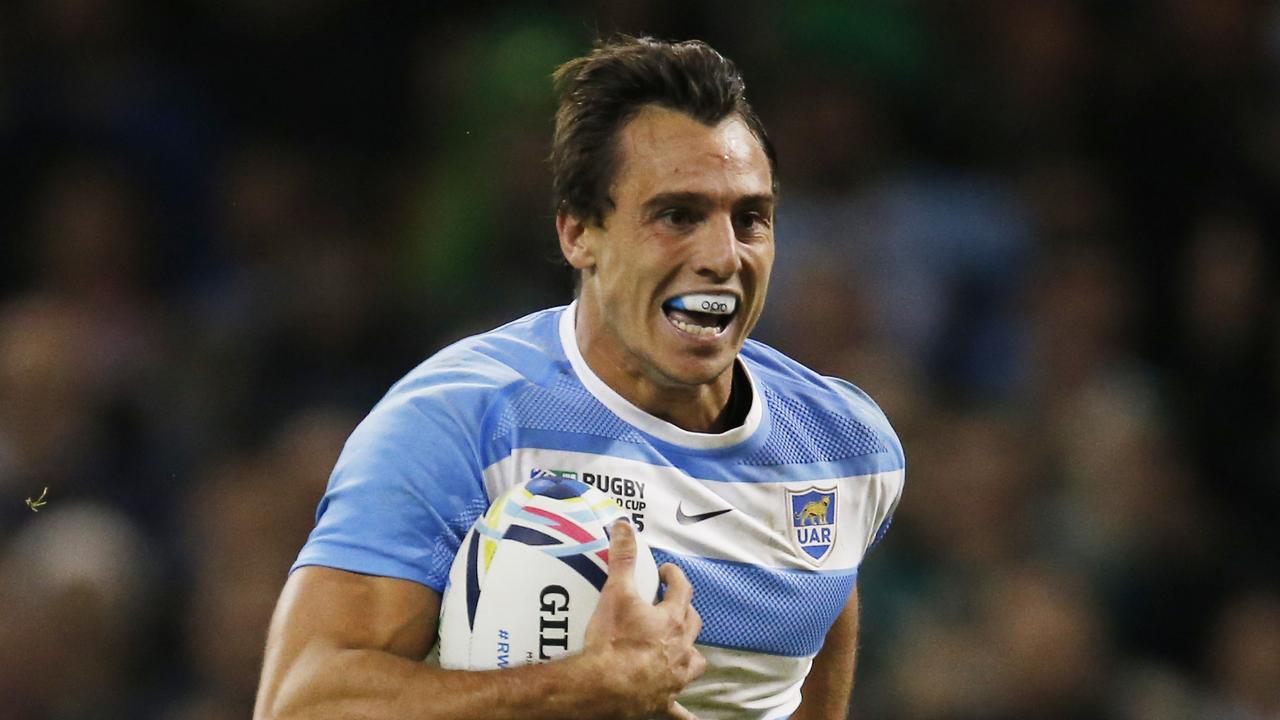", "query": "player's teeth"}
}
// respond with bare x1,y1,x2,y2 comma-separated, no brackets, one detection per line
666,293,737,316
669,317,720,336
